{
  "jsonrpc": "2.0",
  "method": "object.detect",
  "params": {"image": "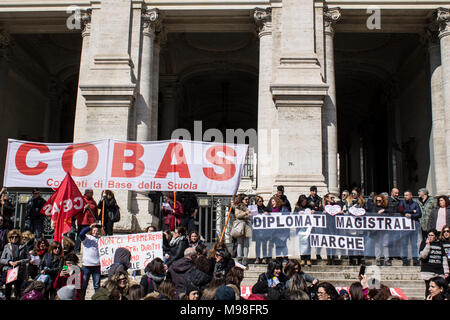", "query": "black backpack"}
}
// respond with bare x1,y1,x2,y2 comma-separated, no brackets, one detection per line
108,206,121,223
